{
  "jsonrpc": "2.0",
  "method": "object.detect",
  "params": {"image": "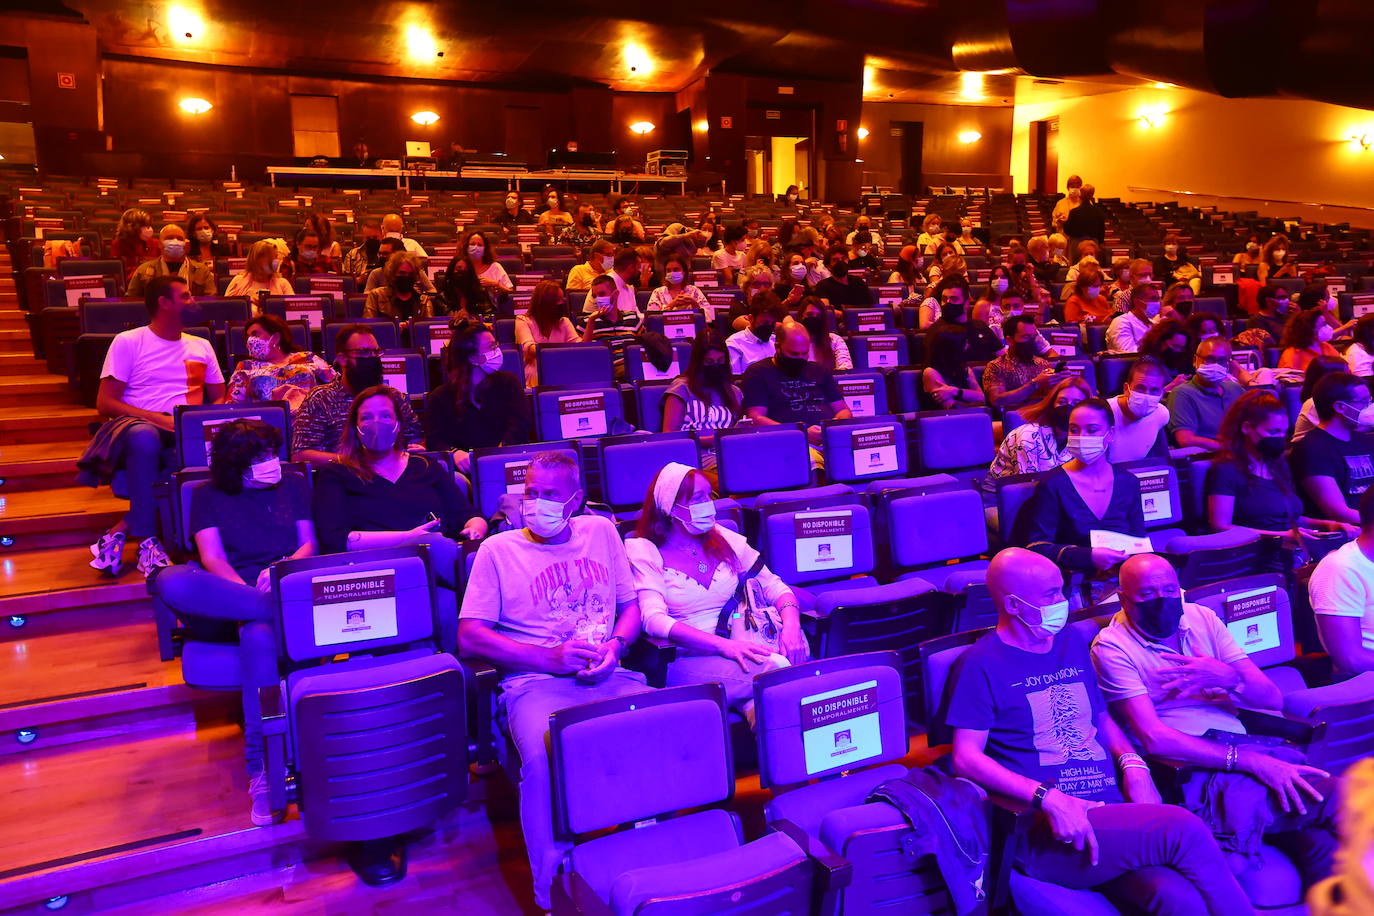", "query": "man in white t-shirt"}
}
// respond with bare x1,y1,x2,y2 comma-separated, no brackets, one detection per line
1309,488,1374,679
1106,285,1160,354
726,293,784,375
712,224,747,287
580,247,641,319
1107,357,1171,462
380,213,429,260
83,275,225,577
458,451,649,911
